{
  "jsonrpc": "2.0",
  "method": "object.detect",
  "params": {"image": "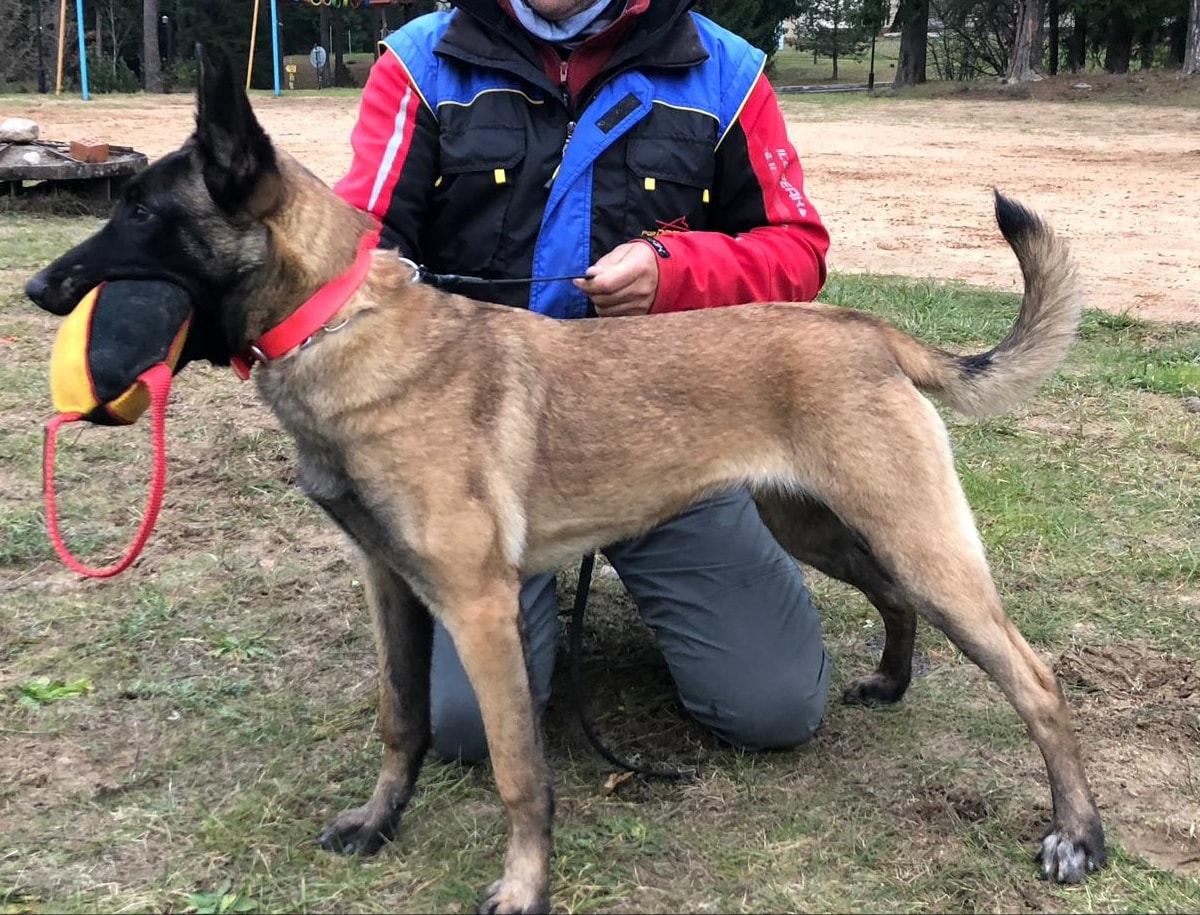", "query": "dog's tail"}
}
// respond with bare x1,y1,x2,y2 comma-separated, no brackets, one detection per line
886,191,1081,418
